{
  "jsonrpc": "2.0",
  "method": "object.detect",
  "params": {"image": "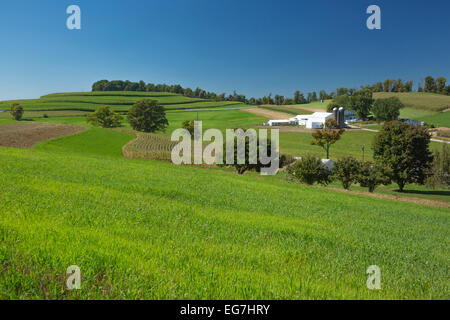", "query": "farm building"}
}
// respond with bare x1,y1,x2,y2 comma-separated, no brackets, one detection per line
266,119,292,126
268,109,354,128
288,112,334,129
